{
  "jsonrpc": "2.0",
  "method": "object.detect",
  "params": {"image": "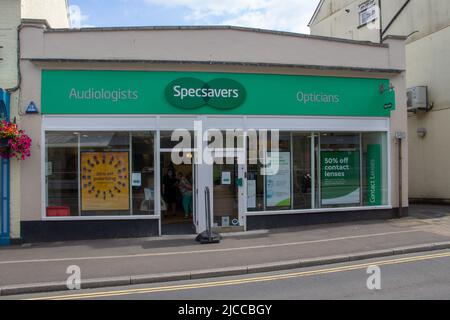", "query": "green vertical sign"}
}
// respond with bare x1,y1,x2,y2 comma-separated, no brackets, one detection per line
366,144,382,206
321,151,361,206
